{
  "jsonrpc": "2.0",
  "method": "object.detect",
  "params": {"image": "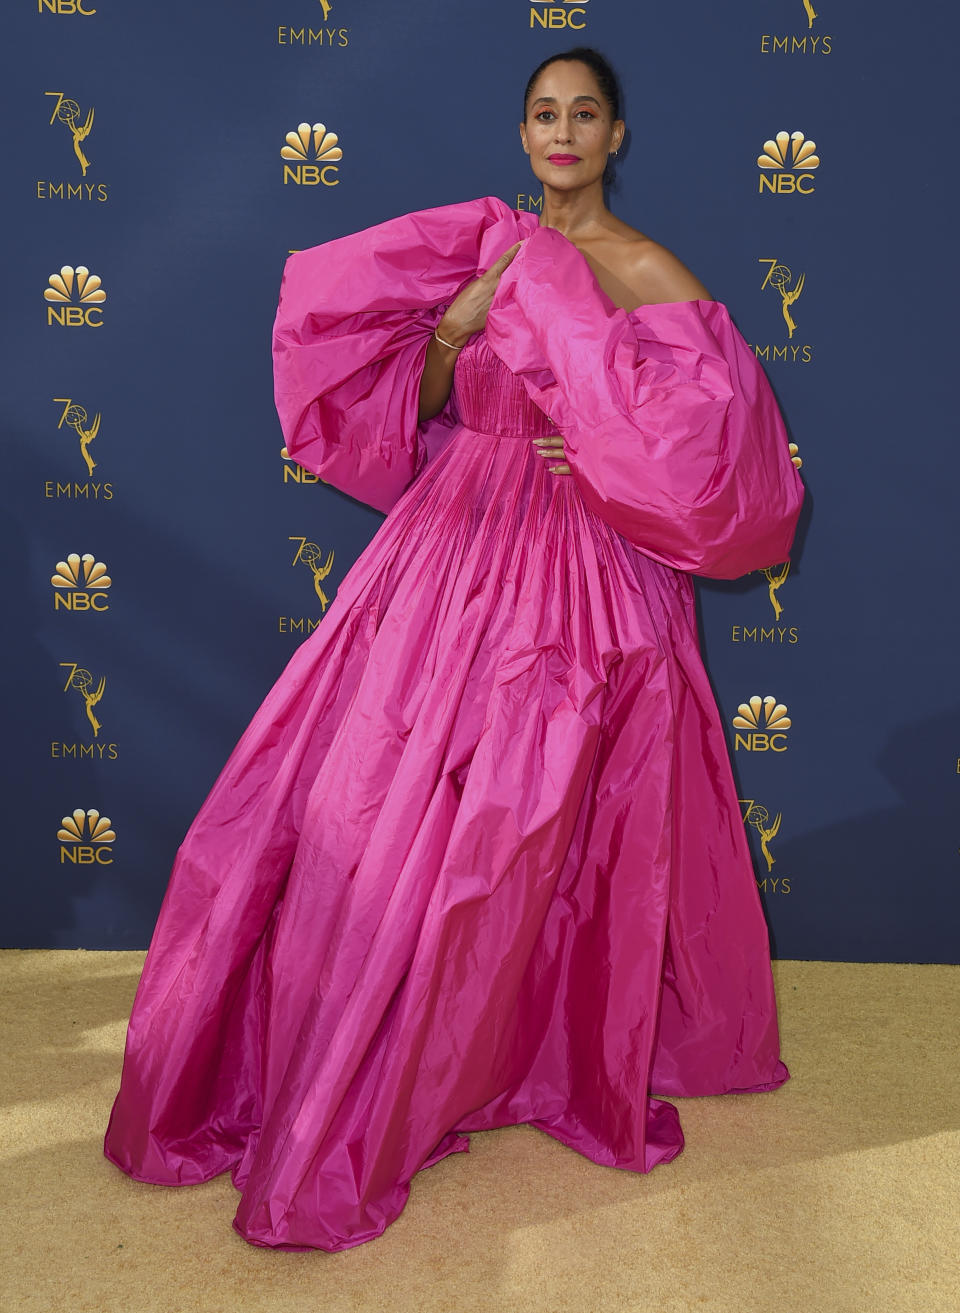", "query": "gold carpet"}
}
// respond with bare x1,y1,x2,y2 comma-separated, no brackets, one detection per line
2,952,957,1313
